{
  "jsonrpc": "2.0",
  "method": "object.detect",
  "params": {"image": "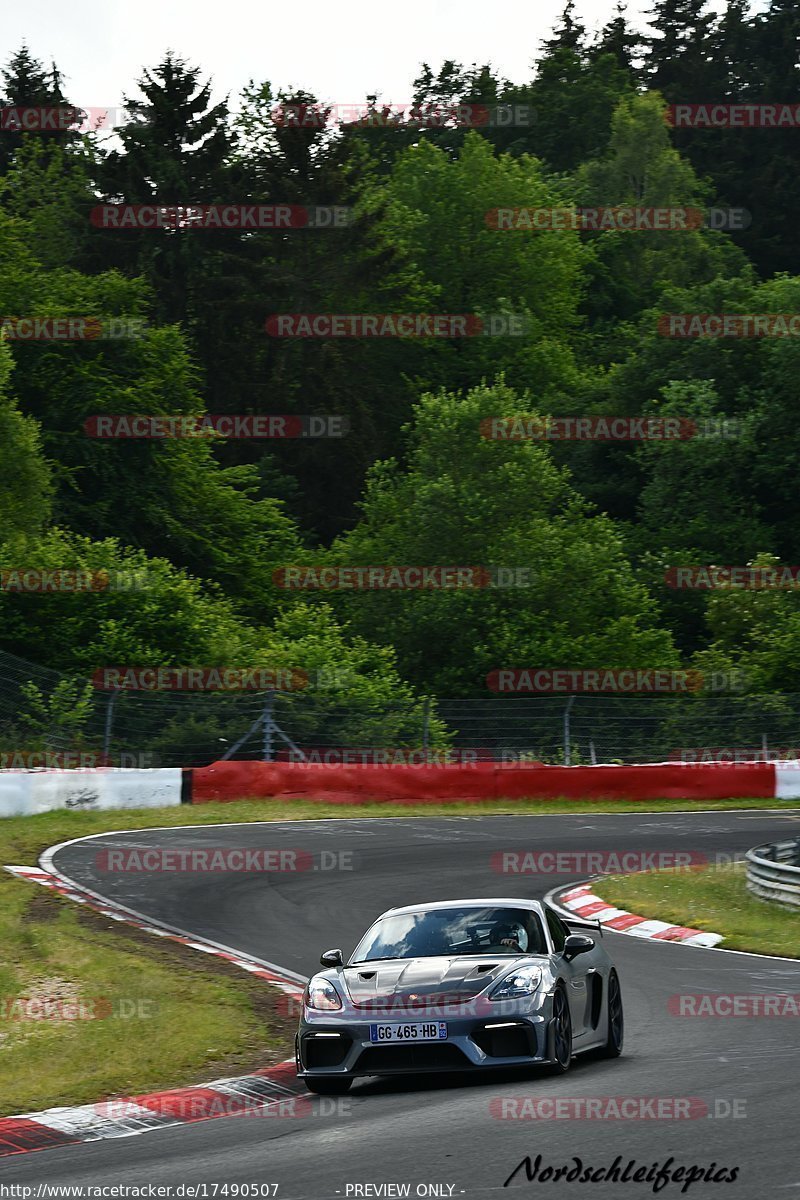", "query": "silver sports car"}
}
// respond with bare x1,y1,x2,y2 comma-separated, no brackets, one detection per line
296,897,623,1093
